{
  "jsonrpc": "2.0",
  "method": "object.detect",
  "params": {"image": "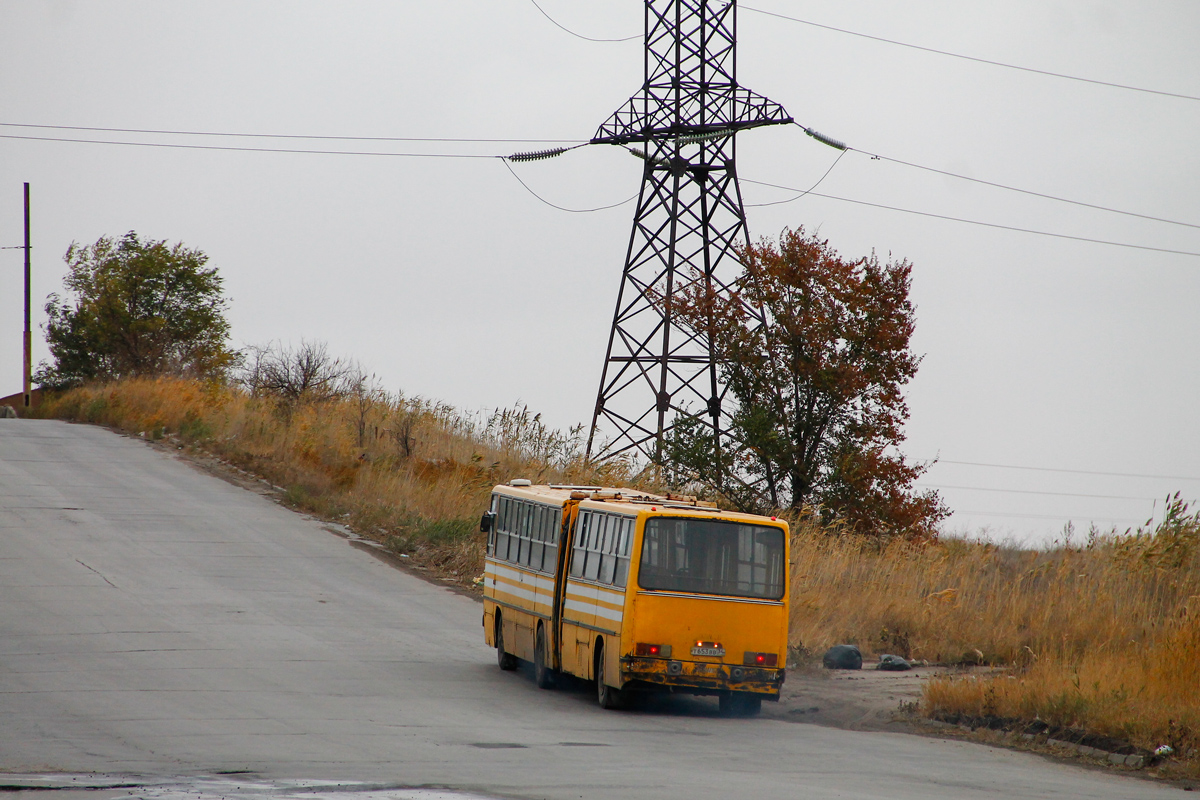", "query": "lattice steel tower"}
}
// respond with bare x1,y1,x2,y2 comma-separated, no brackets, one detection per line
585,0,792,464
